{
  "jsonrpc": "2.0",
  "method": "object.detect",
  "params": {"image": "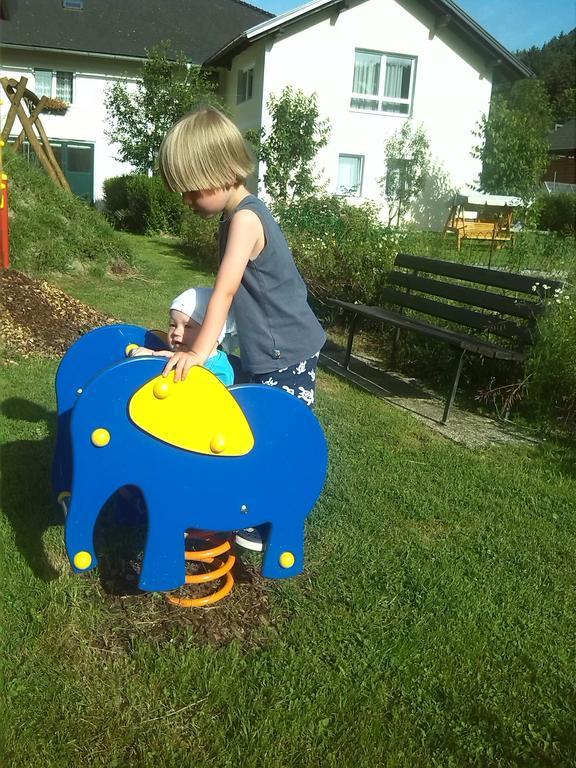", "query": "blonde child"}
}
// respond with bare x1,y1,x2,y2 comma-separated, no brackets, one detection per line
130,286,235,386
157,106,326,407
